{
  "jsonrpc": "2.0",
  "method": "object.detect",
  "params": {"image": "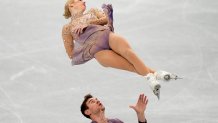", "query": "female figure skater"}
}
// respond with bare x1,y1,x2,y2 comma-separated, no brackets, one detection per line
62,0,178,99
